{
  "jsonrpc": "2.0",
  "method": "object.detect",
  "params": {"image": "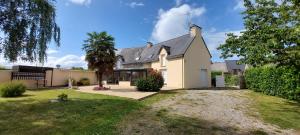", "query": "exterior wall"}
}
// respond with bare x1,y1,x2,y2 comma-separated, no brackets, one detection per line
46,69,97,86
0,70,43,89
0,70,11,83
0,69,98,89
183,35,211,88
151,49,184,88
